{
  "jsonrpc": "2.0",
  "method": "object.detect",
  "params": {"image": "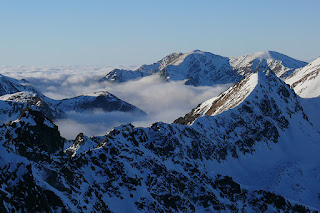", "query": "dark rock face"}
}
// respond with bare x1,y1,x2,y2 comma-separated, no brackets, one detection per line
0,164,66,212
6,108,64,159
173,105,201,125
